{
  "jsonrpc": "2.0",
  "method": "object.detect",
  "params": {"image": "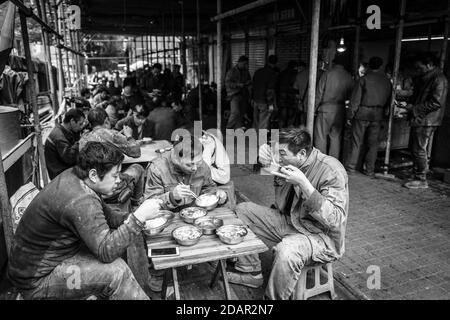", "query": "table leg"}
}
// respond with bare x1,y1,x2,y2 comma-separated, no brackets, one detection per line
209,262,220,288
161,269,169,300
219,259,232,300
172,268,181,300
